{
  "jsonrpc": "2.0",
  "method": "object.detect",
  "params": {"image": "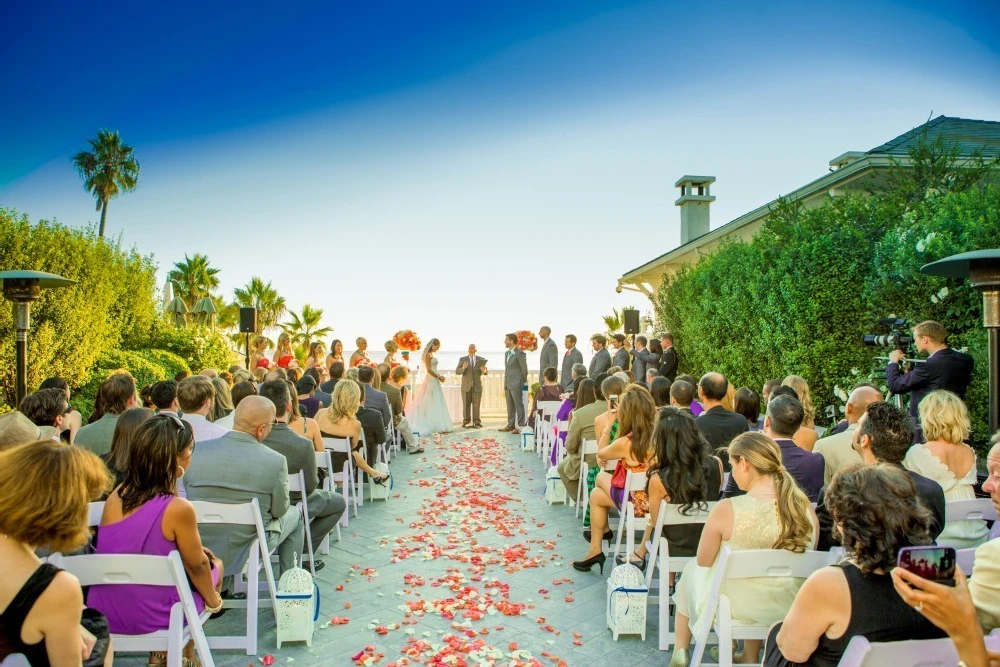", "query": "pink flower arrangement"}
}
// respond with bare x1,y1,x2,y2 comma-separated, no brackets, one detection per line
393,329,422,352
515,330,538,352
